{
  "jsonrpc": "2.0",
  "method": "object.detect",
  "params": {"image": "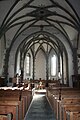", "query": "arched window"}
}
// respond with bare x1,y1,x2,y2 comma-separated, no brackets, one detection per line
51,55,56,76
26,54,31,75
